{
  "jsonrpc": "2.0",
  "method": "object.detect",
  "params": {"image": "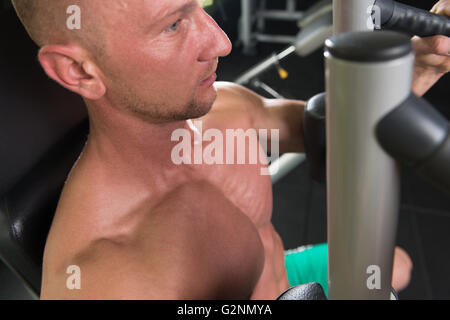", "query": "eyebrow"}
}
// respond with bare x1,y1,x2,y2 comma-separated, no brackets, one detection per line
162,0,199,19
